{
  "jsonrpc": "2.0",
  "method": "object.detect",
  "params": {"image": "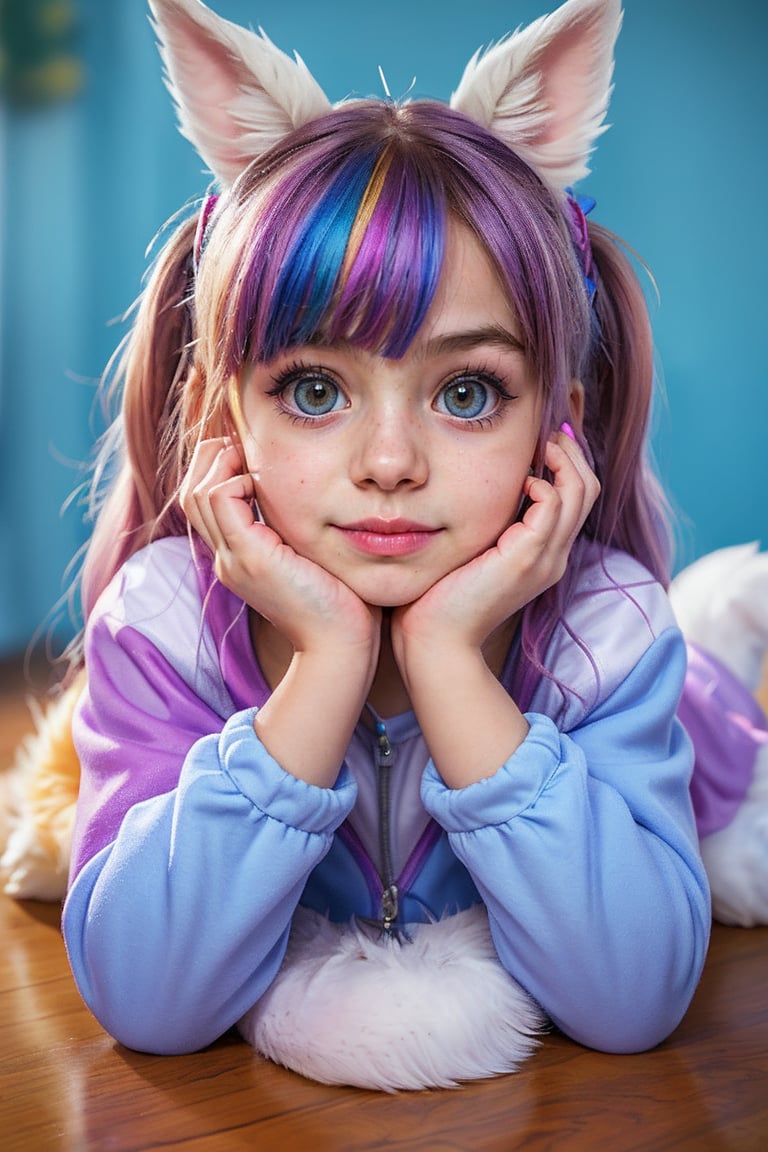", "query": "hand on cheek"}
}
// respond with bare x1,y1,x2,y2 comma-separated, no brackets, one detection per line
180,437,380,658
392,427,600,664
387,428,599,787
